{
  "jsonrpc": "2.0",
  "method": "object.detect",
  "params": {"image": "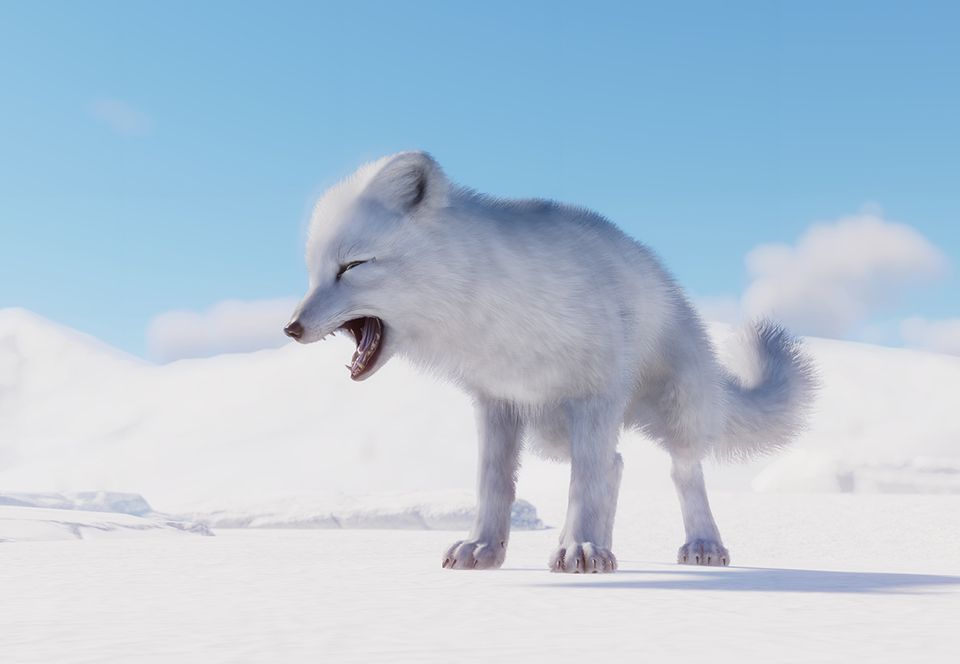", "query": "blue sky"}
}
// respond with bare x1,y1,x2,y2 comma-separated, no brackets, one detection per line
2,1,958,358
